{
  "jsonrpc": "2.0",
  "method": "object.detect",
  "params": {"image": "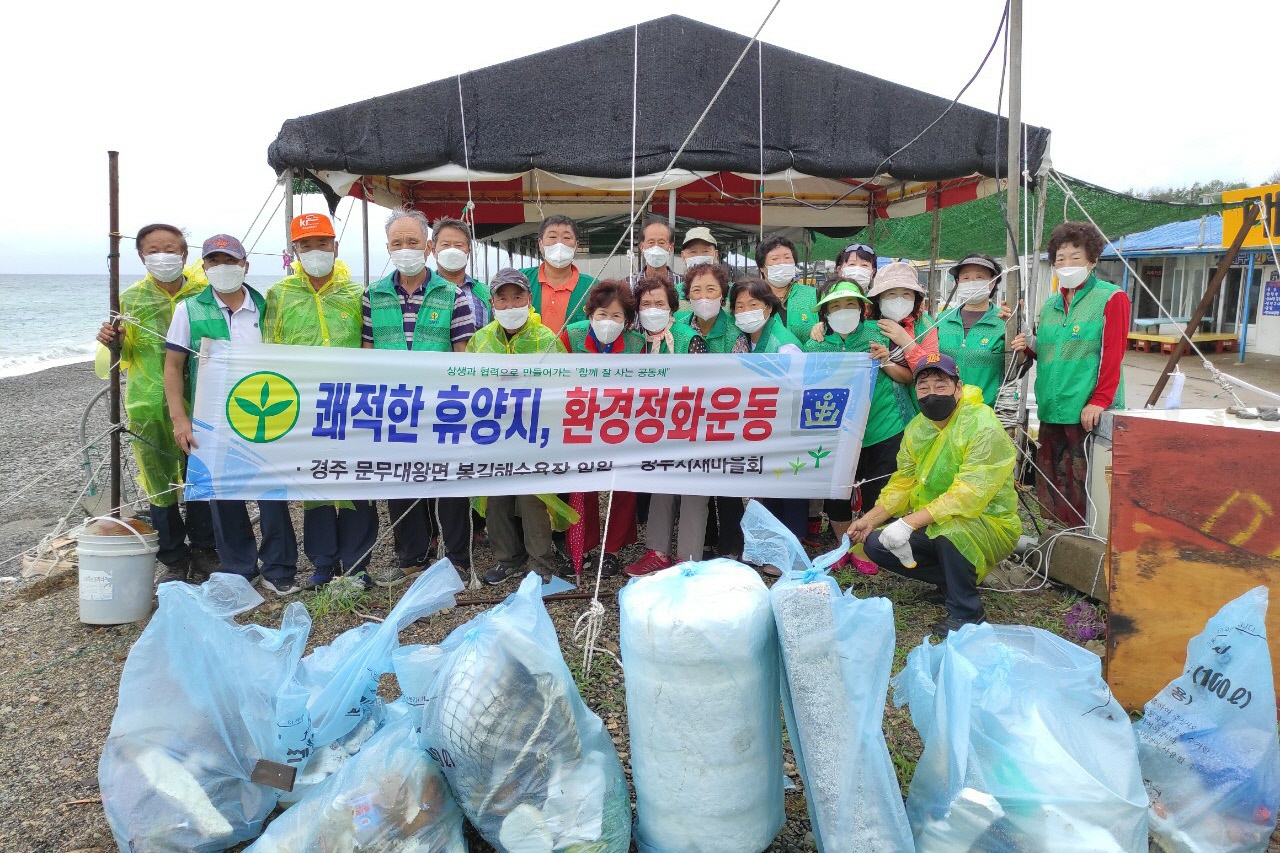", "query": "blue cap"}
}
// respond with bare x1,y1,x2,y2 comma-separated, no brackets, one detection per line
911,352,961,381
201,234,246,260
